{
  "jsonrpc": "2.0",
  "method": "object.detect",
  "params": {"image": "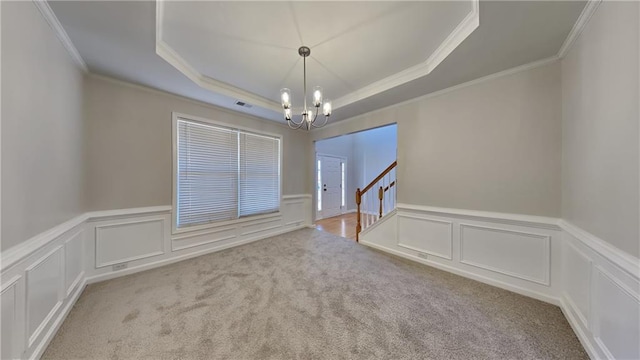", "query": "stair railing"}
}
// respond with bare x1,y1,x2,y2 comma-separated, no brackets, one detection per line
355,161,397,242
